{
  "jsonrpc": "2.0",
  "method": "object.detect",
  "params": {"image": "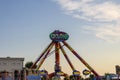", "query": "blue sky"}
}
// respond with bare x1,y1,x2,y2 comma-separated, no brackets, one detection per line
0,0,120,76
